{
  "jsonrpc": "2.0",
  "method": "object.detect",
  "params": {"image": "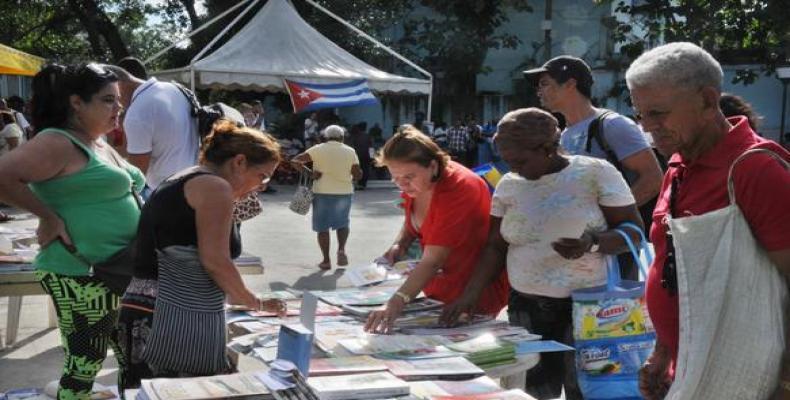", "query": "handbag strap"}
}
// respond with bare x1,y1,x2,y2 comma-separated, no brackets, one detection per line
300,169,313,187
726,147,790,206
616,221,654,266
613,227,648,280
